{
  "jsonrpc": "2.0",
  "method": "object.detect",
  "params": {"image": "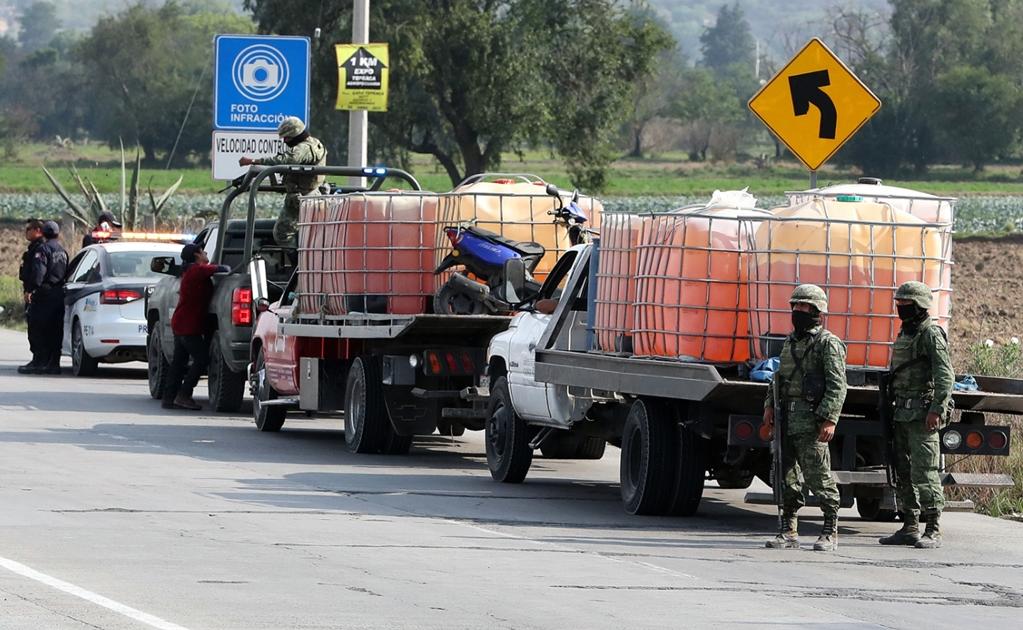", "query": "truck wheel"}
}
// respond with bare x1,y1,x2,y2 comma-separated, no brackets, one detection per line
71,320,99,377
209,338,245,413
253,349,286,432
620,398,675,515
575,437,606,460
665,424,707,516
147,326,169,400
380,430,413,455
855,491,898,522
344,356,388,454
486,376,533,483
